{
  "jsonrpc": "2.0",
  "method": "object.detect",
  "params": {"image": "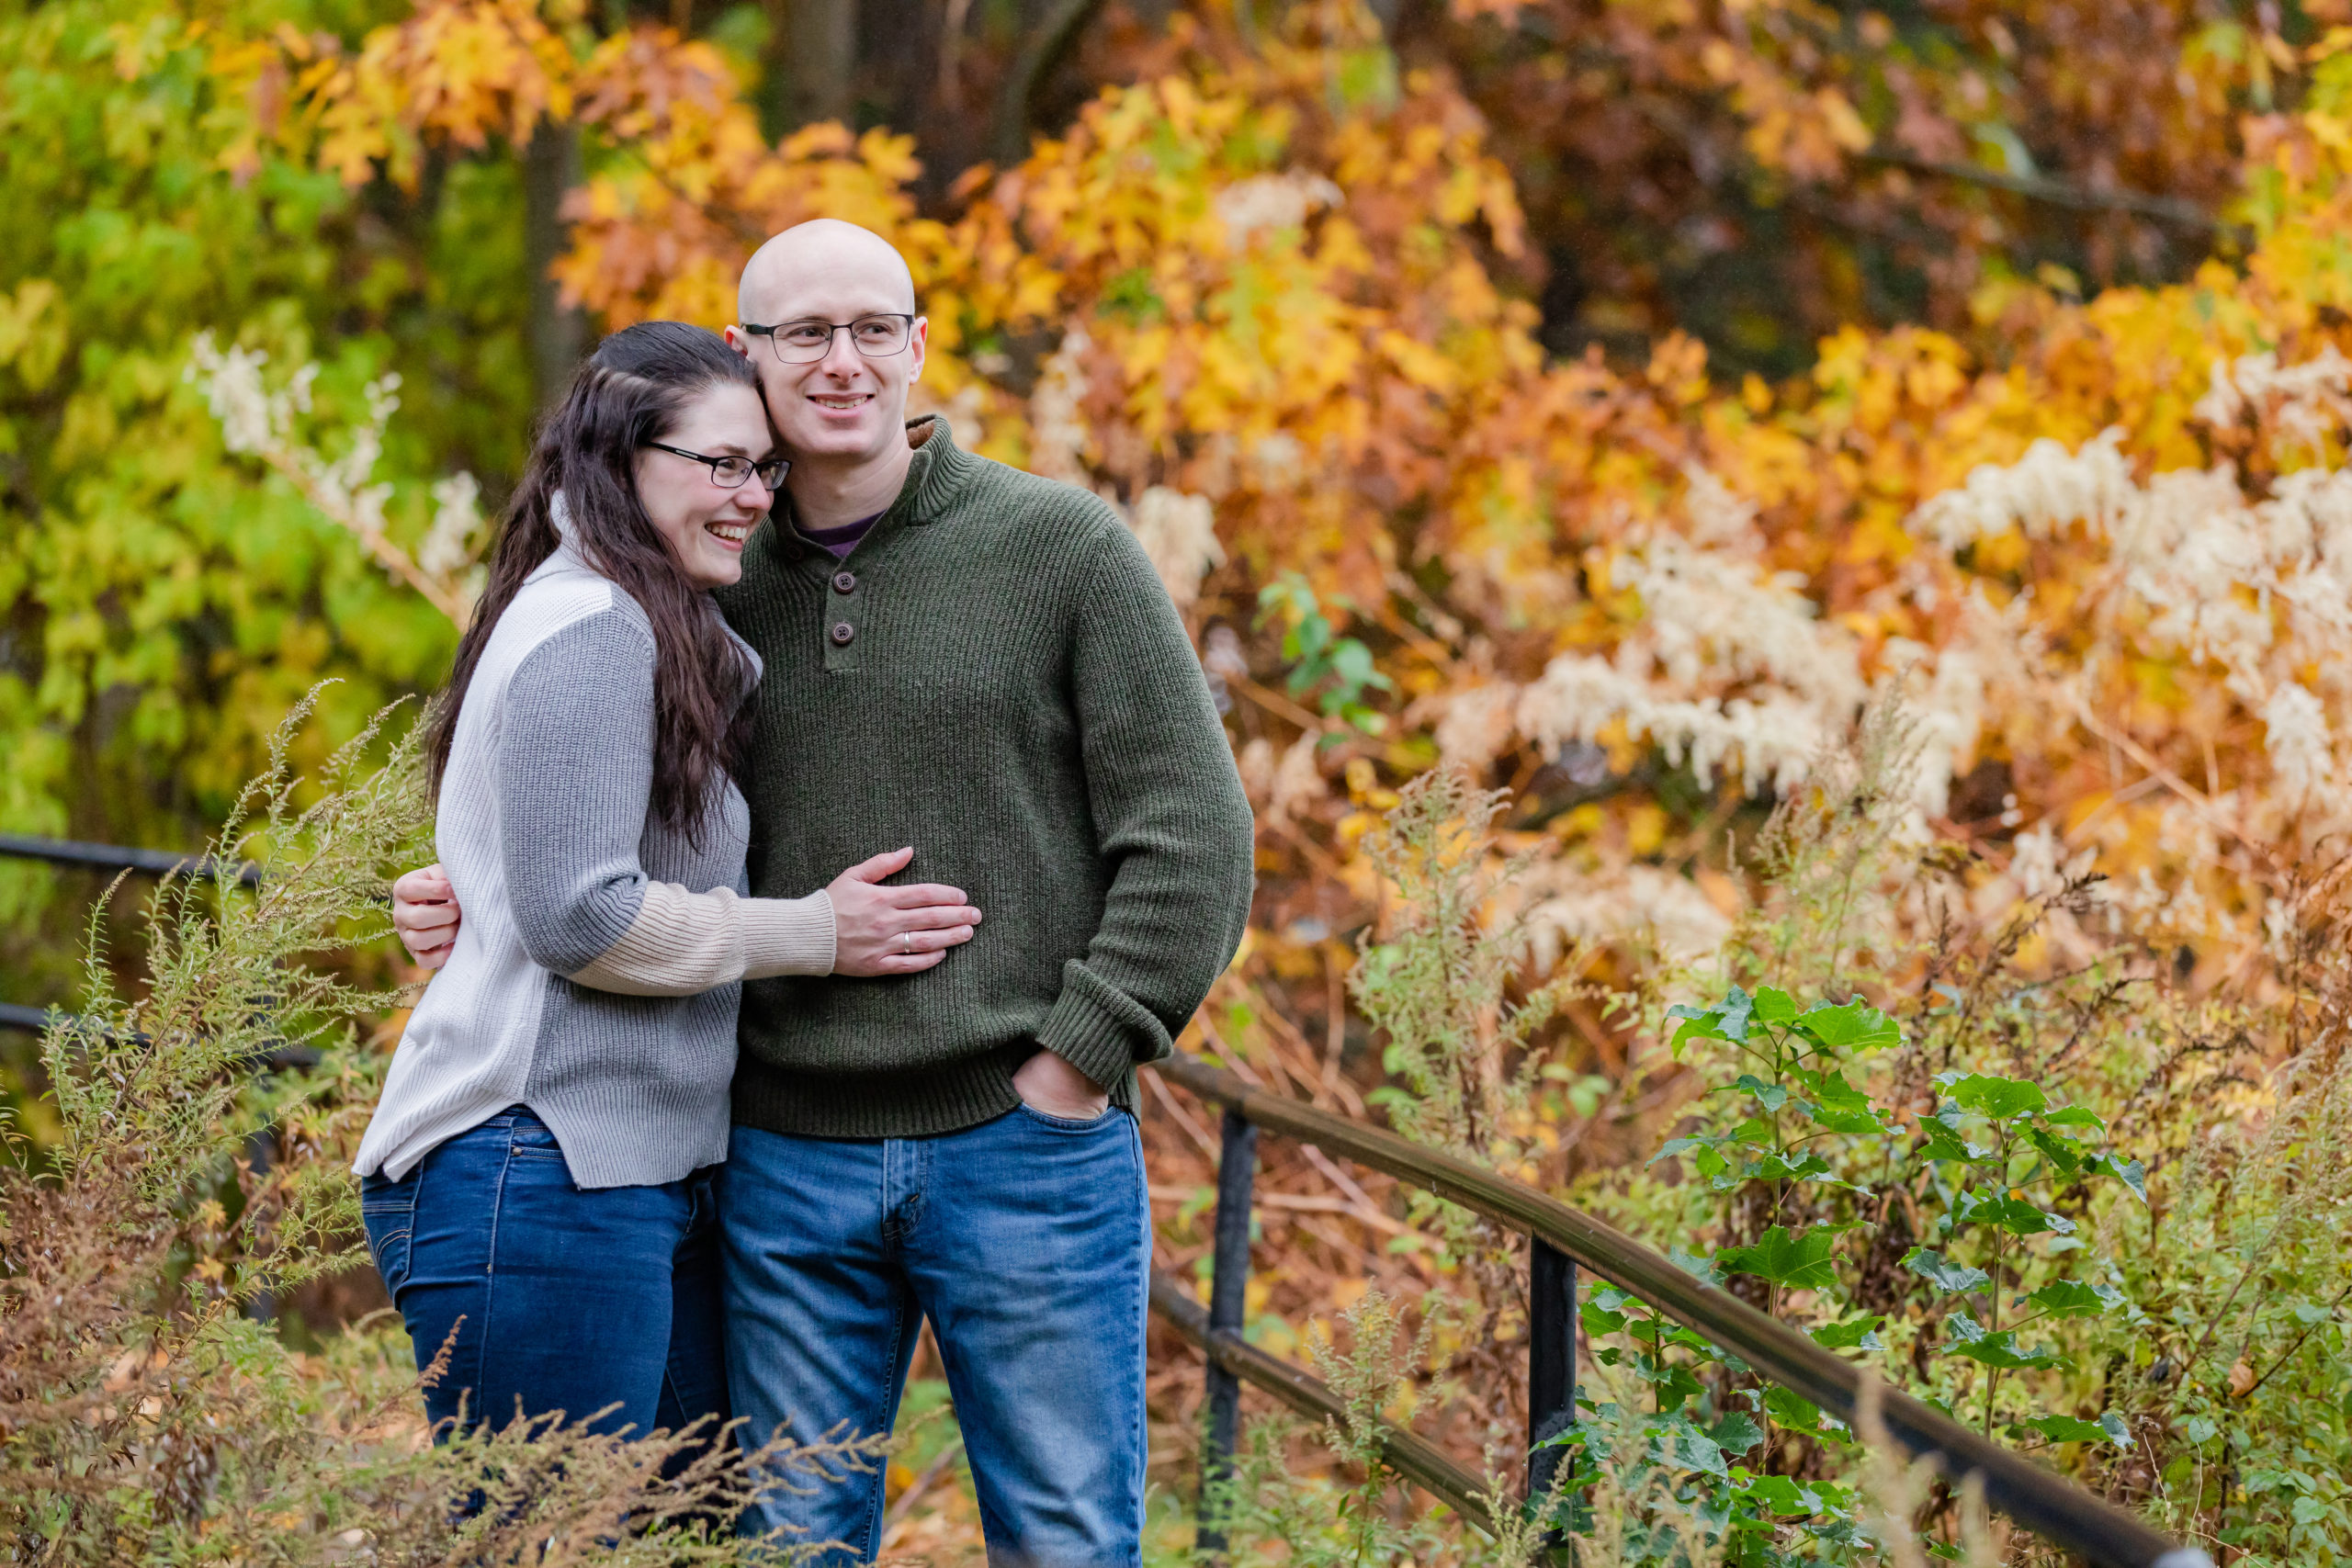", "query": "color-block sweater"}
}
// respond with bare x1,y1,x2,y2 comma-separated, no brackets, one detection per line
355,530,837,1190
716,418,1258,1138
